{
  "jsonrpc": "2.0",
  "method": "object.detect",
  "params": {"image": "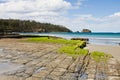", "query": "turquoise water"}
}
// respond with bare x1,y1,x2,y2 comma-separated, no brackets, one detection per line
20,32,120,45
